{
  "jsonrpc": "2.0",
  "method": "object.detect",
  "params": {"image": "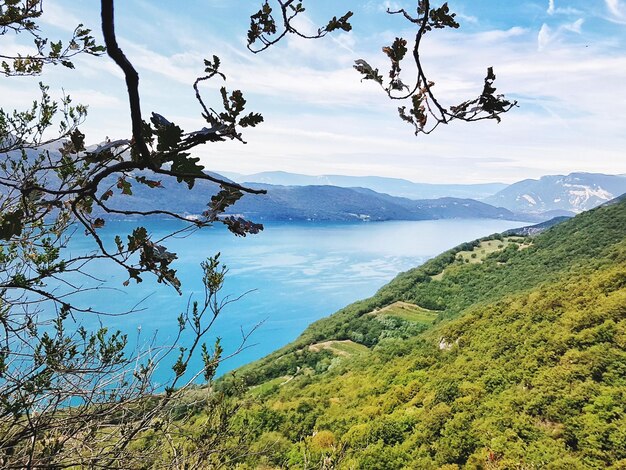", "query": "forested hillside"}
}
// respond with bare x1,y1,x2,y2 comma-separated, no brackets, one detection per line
204,197,626,469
